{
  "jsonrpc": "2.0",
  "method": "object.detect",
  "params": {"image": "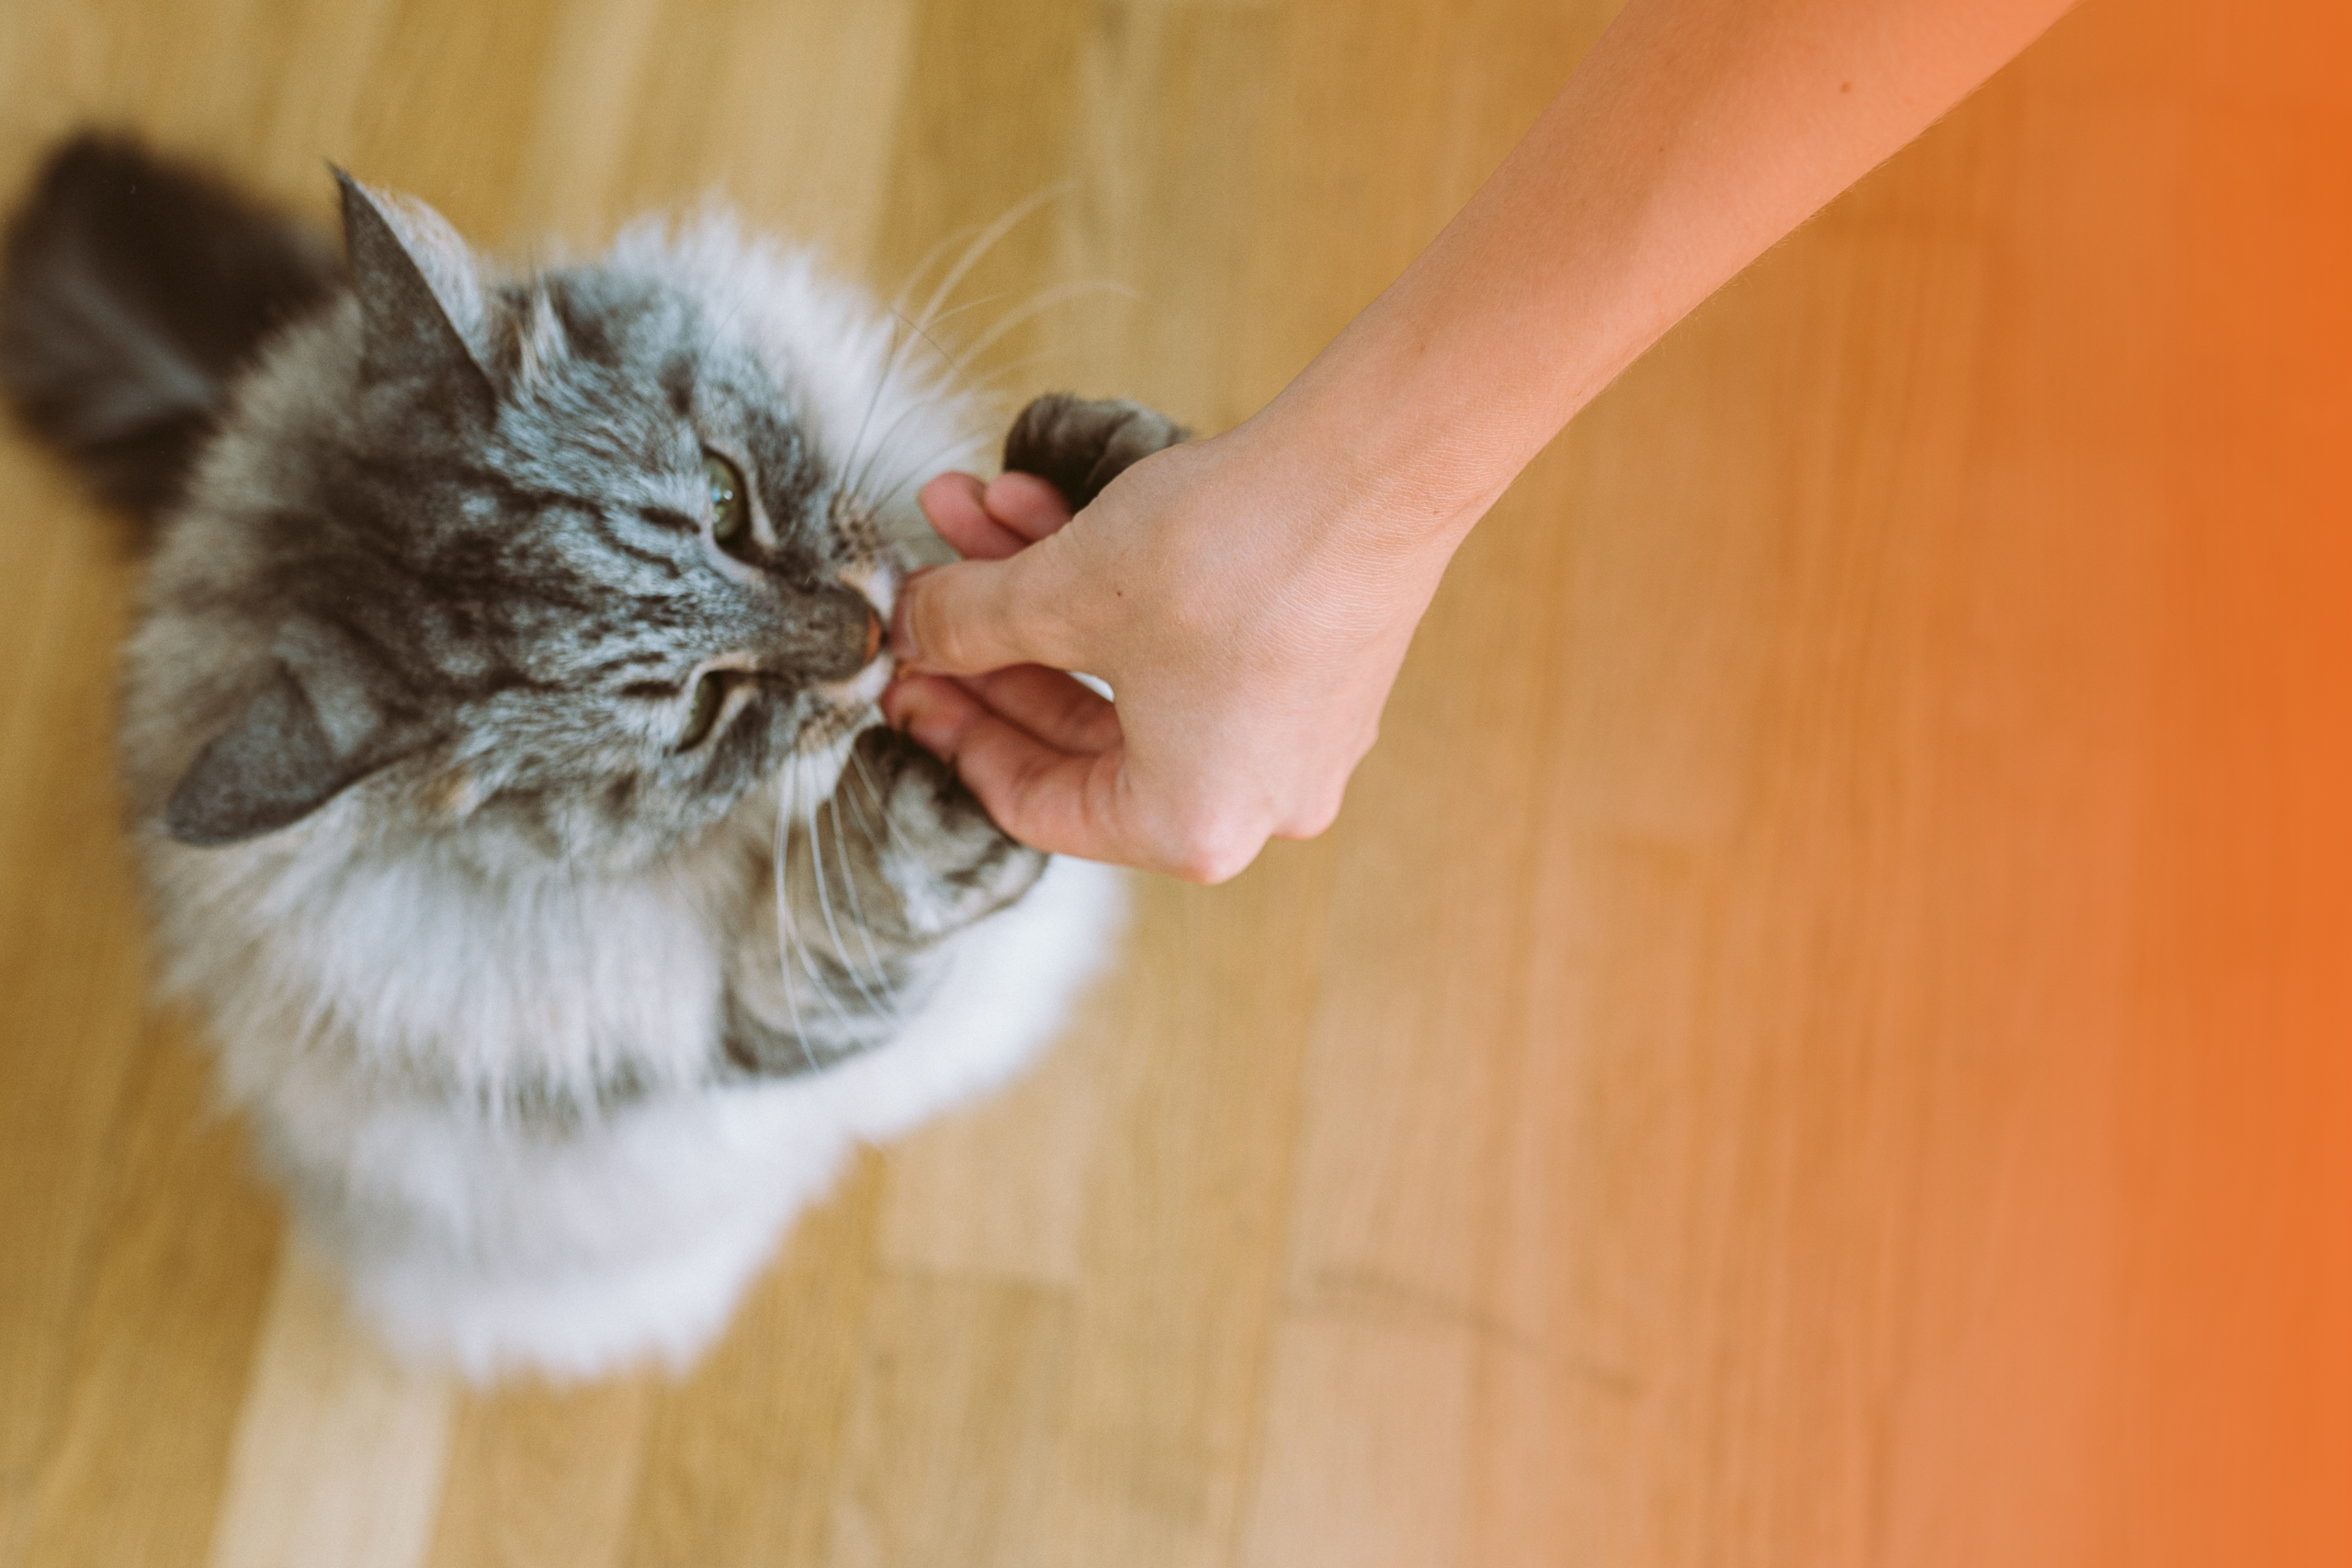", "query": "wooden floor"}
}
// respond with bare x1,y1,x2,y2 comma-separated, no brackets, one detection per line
3,1,2348,1564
